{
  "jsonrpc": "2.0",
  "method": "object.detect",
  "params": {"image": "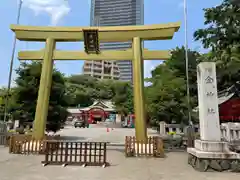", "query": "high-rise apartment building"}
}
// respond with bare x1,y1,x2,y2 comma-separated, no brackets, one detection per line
83,0,144,82
83,60,120,80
